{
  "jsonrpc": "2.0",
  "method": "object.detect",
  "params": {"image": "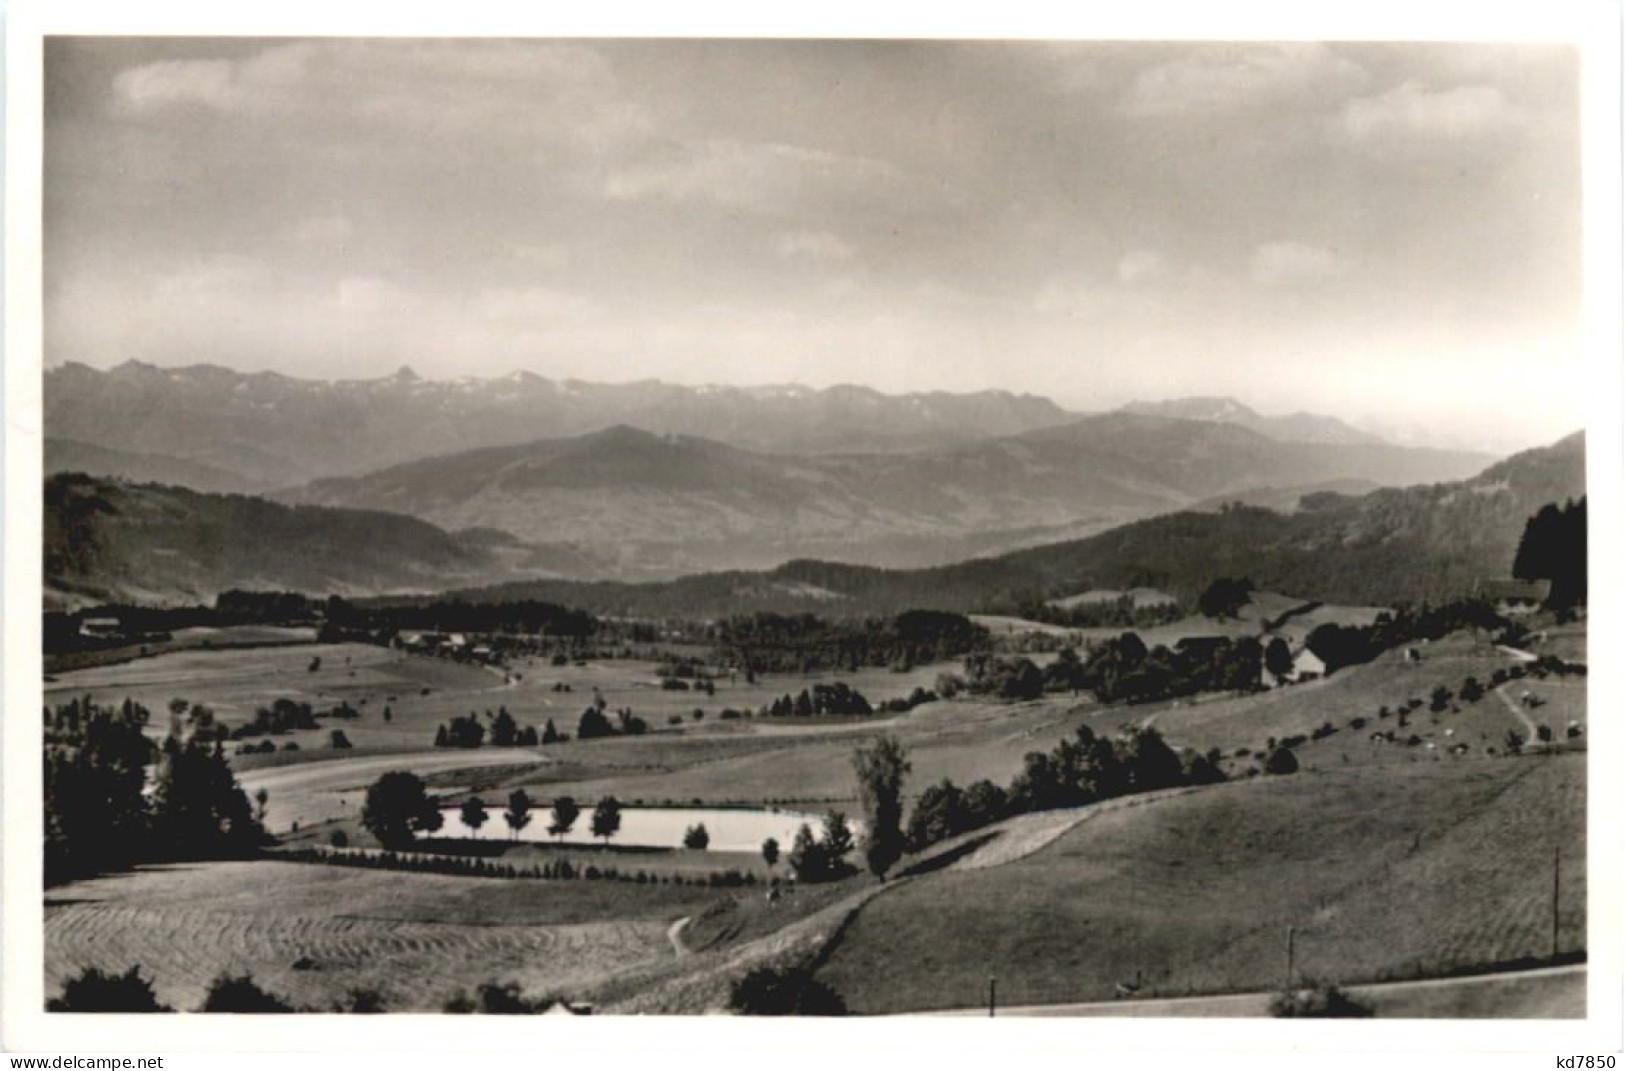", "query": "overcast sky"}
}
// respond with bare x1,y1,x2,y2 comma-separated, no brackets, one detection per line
44,38,1582,451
